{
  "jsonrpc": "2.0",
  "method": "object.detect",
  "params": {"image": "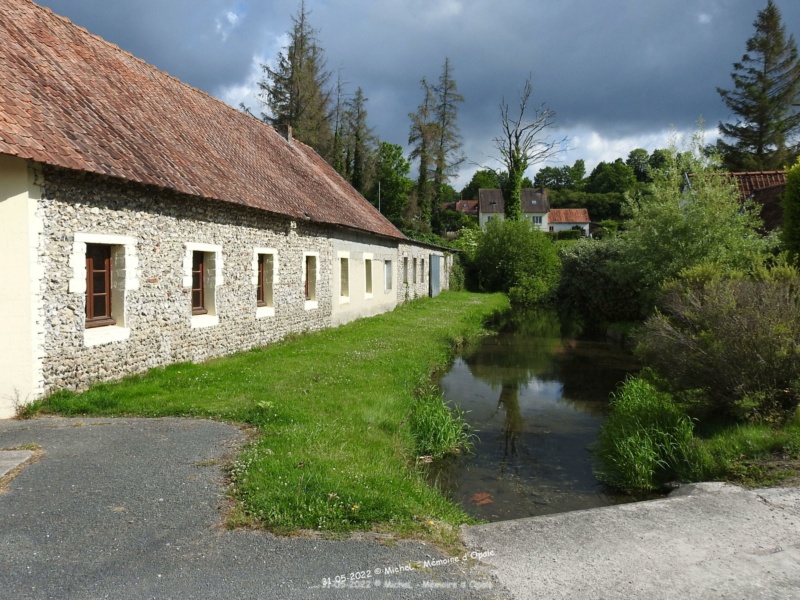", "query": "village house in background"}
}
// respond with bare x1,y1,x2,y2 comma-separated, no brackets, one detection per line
0,0,452,418
476,188,591,236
